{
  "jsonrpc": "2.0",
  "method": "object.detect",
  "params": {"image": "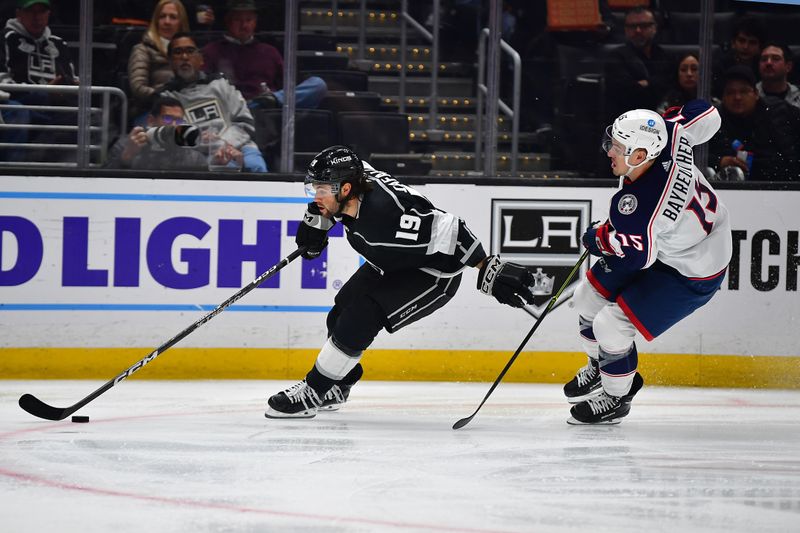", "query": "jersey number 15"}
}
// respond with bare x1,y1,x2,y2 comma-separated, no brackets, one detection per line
687,180,718,235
